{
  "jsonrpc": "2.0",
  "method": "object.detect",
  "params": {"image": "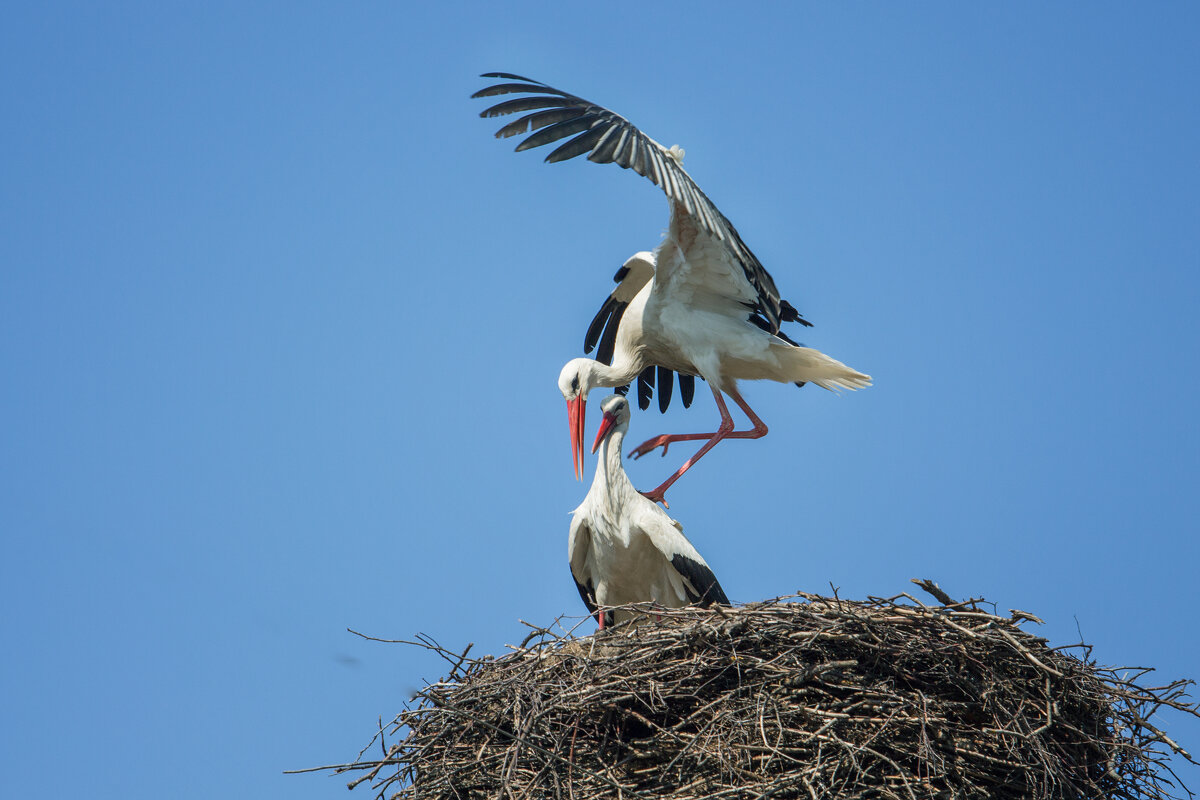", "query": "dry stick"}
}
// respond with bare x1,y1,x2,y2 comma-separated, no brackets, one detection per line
431,698,659,800
285,763,368,774
911,578,956,606
1031,676,1056,737
347,743,401,790
320,594,1200,799
997,627,1066,679
347,628,482,674
447,641,475,680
